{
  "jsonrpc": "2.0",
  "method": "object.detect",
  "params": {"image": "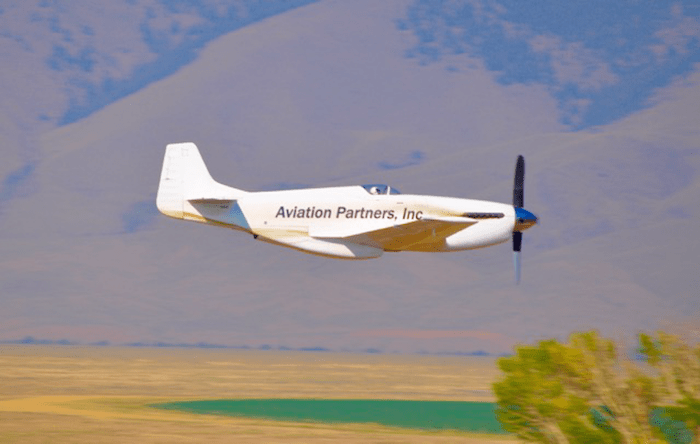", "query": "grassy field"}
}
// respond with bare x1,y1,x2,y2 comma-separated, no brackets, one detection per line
0,345,516,443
